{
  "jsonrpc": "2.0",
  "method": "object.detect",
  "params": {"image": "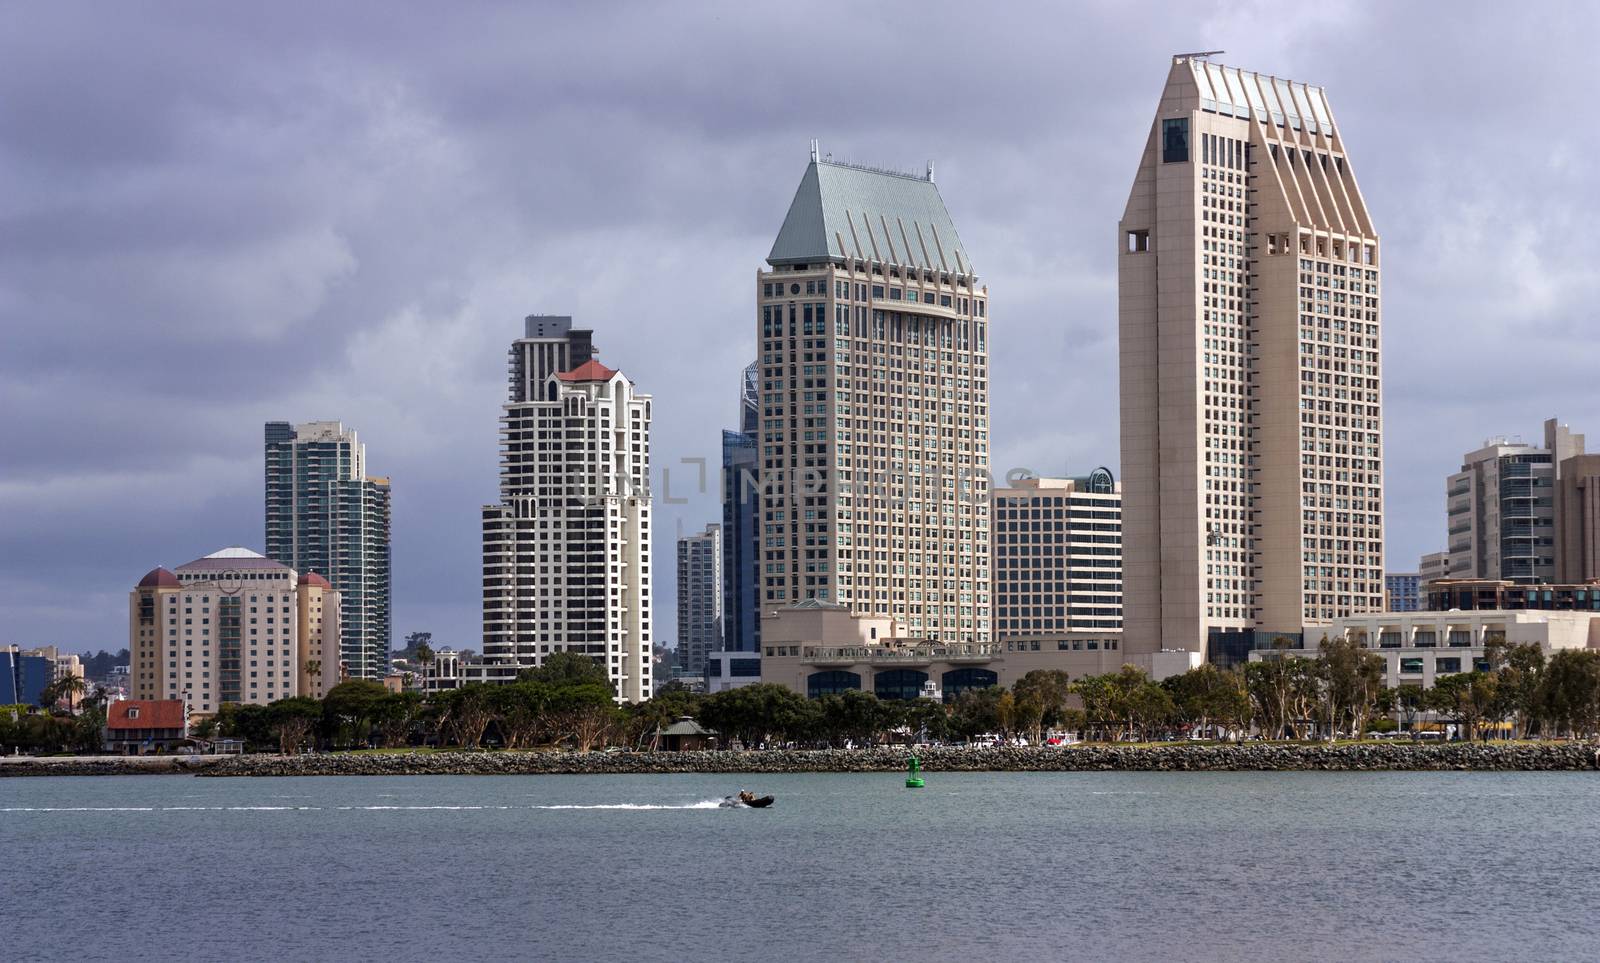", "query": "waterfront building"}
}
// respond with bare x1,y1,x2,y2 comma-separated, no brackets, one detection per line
758,600,1195,702
1444,419,1582,583
758,146,990,643
416,647,466,694
103,699,188,754
1424,578,1600,613
992,470,1122,638
127,548,342,716
676,524,722,676
703,650,762,694
1250,609,1600,690
720,362,762,653
1384,572,1421,612
265,421,392,680
1555,450,1600,583
0,646,53,707
1118,55,1384,664
477,315,653,702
